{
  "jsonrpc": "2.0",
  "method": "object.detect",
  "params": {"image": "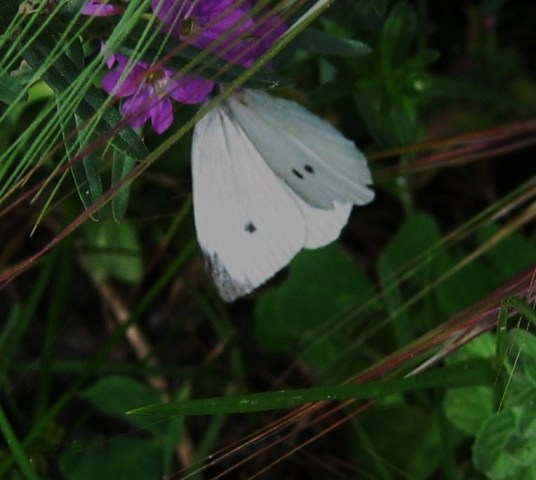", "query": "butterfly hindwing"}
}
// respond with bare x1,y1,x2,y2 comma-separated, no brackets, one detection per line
285,186,353,249
227,90,374,209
